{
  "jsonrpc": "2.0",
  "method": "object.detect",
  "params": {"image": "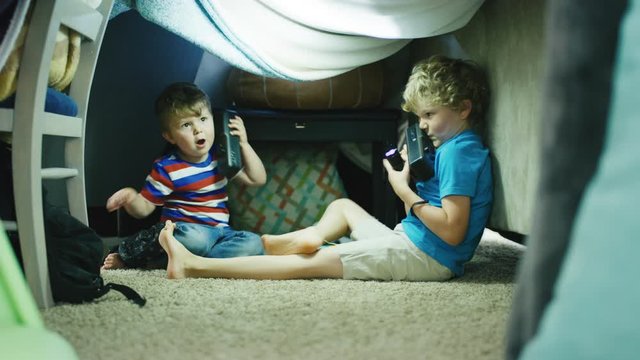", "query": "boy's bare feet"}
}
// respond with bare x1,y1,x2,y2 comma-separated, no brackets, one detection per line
158,220,190,279
261,226,325,255
101,253,127,270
